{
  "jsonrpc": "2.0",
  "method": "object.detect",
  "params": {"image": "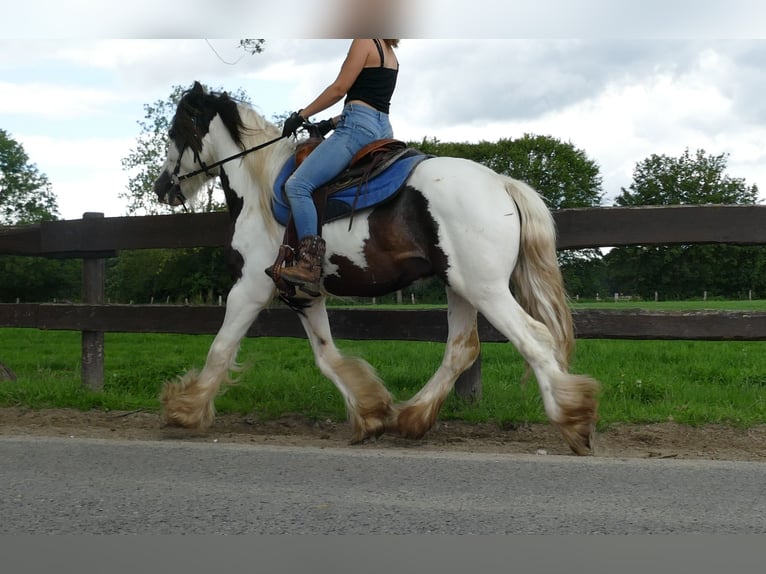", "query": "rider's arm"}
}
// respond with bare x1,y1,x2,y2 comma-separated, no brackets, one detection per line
299,39,370,119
